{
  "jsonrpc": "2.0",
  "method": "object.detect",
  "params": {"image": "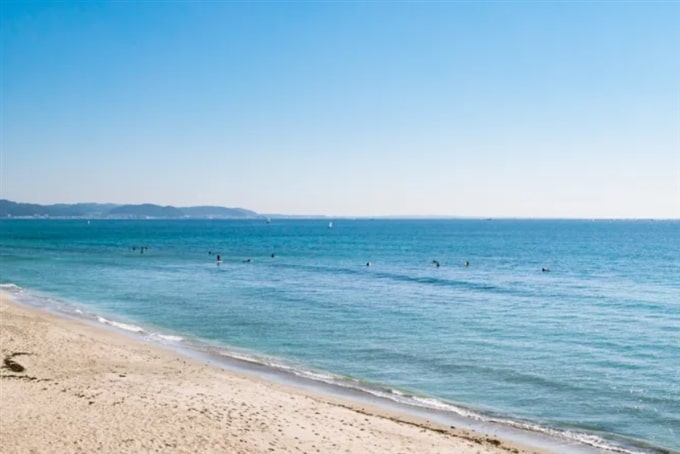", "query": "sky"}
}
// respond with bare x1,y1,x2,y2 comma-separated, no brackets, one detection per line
1,1,678,218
